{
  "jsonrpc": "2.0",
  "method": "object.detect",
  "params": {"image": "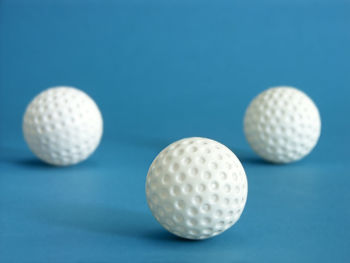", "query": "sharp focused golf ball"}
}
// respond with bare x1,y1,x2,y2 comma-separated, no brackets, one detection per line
146,137,248,240
244,86,321,163
23,86,103,166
